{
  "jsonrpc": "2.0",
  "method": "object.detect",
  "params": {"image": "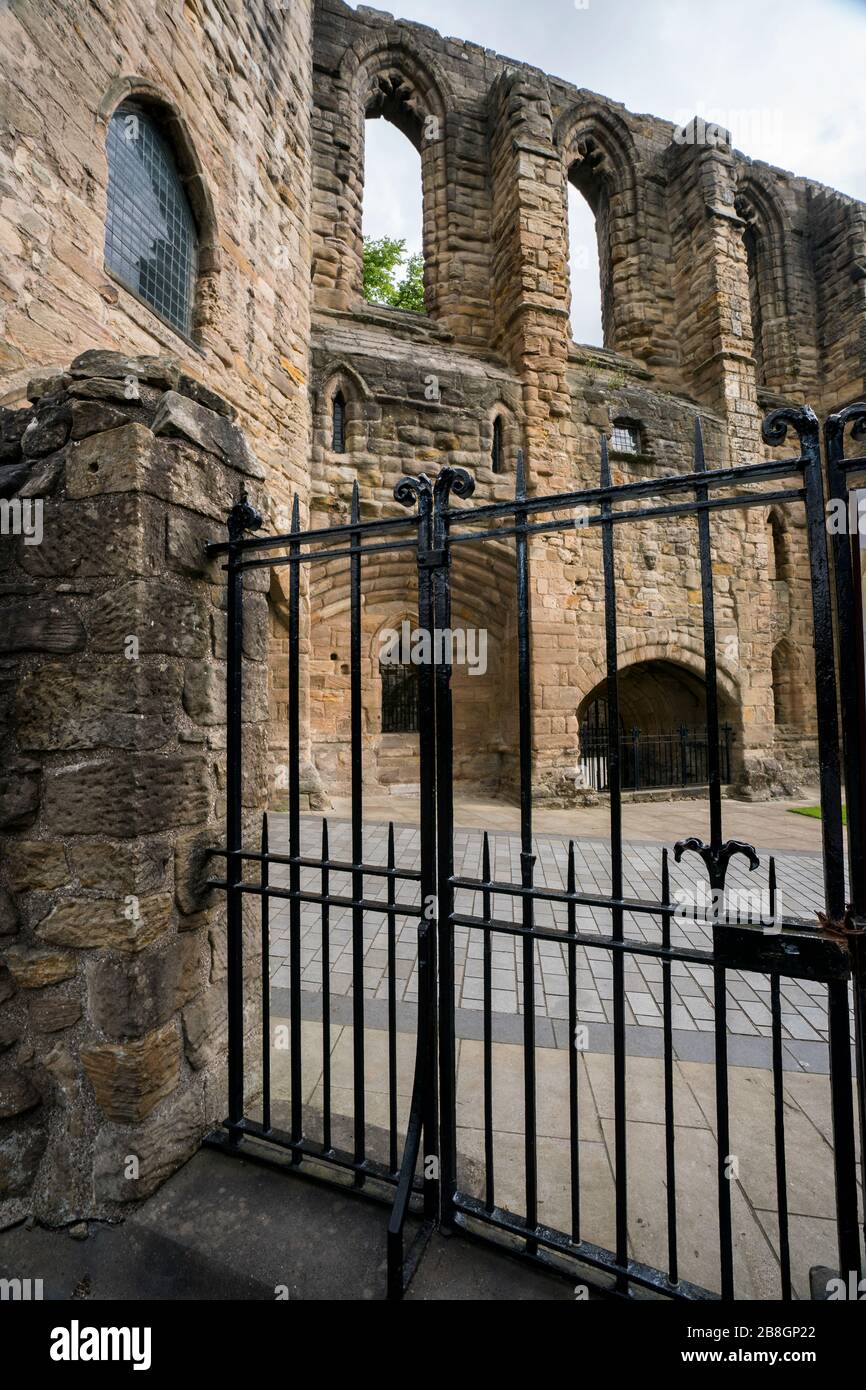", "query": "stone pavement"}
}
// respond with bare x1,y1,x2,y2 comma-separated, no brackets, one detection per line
260,1015,846,1300
263,810,845,1059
